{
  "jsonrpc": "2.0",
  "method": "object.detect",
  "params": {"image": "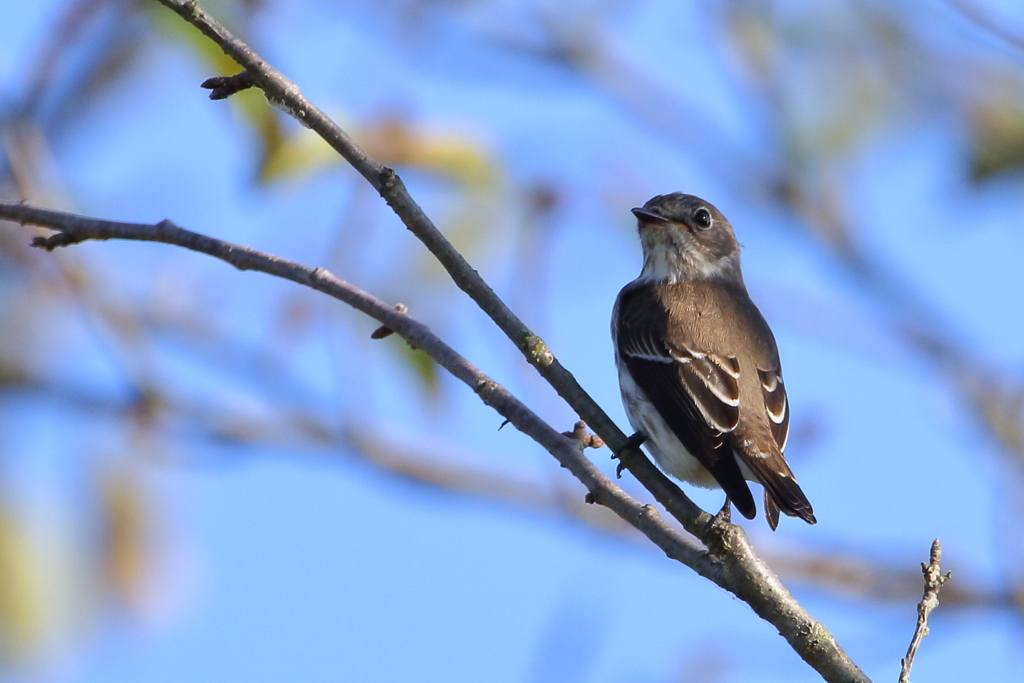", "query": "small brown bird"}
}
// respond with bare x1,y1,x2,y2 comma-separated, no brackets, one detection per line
612,193,815,529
